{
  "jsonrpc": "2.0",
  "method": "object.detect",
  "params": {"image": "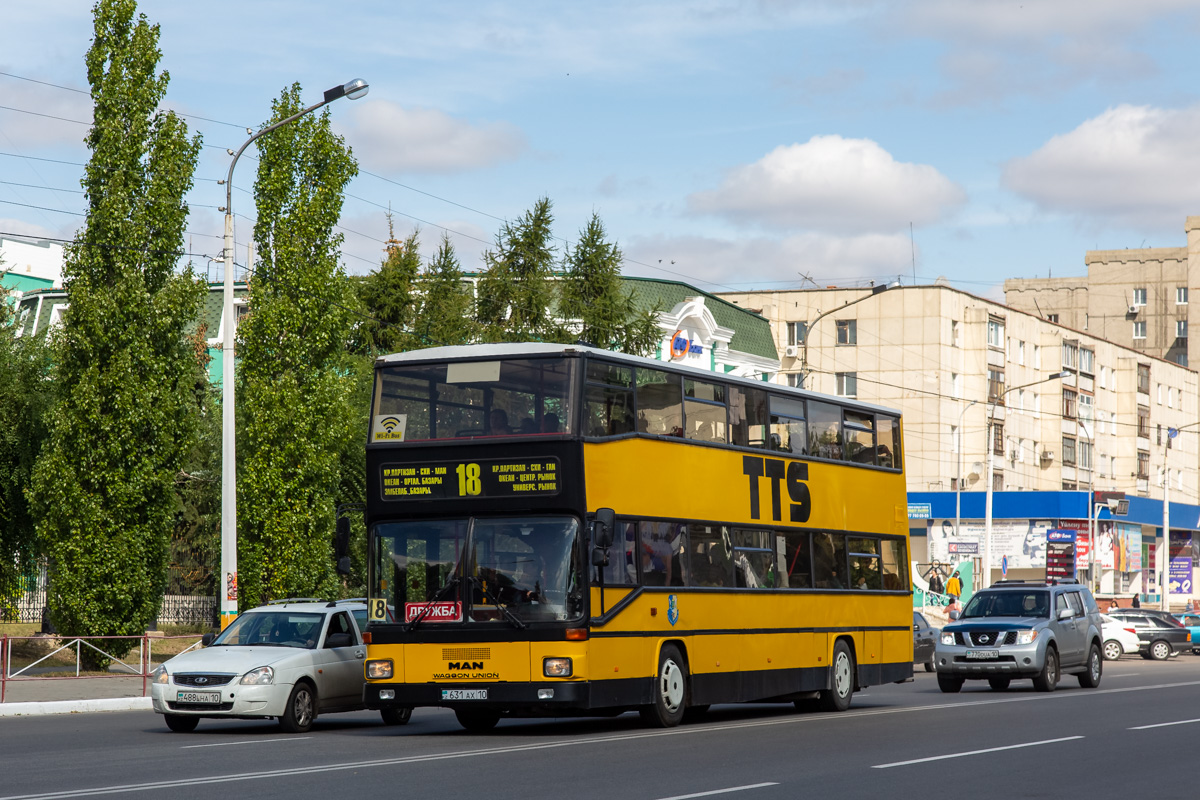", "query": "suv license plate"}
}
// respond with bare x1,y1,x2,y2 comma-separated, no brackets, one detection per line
176,691,221,703
442,689,488,701
965,649,1000,660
